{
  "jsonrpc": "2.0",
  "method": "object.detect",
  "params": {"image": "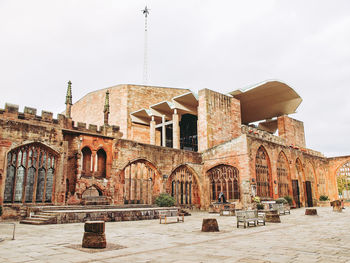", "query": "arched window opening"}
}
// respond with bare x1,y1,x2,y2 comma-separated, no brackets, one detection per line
337,162,350,200
82,185,102,198
123,160,158,205
81,147,92,177
277,152,289,197
168,165,200,206
207,165,240,202
4,143,57,204
255,146,271,198
96,149,107,178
